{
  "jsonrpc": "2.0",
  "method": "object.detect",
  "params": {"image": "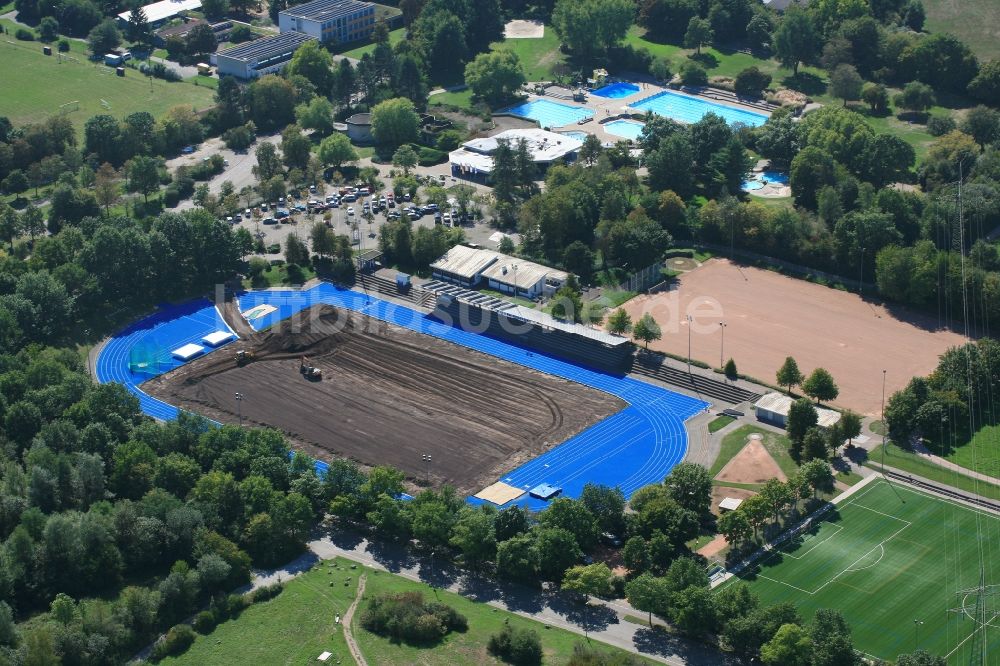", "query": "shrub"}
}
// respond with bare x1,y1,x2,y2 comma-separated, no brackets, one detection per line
679,61,708,87
15,28,34,41
192,610,217,634
360,592,467,644
139,61,181,82
151,624,196,661
229,24,254,43
435,130,464,152
488,624,543,665
927,115,957,136
249,583,283,604
286,263,306,284
189,155,225,180
226,593,249,618
734,66,772,98
163,185,181,208
58,39,70,52
222,123,256,152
